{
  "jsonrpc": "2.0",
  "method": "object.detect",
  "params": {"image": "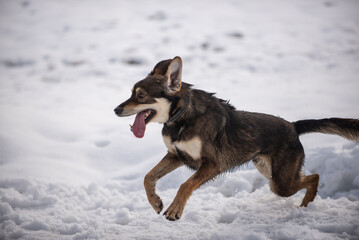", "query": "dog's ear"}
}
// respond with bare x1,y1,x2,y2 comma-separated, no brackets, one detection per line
164,56,182,95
